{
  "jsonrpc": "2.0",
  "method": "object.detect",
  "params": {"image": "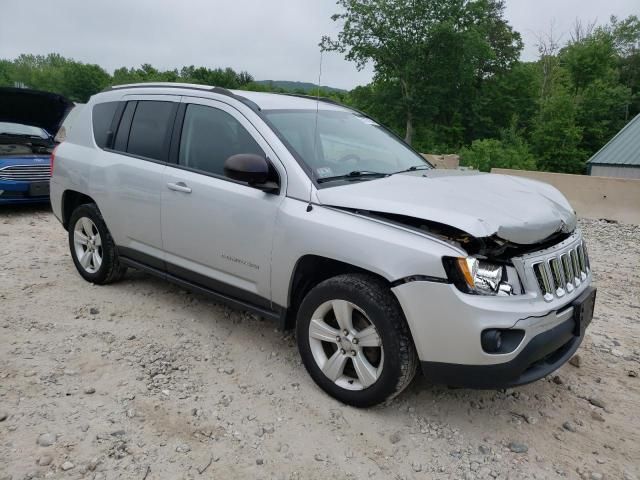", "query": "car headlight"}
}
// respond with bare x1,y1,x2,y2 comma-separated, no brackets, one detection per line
443,257,512,295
